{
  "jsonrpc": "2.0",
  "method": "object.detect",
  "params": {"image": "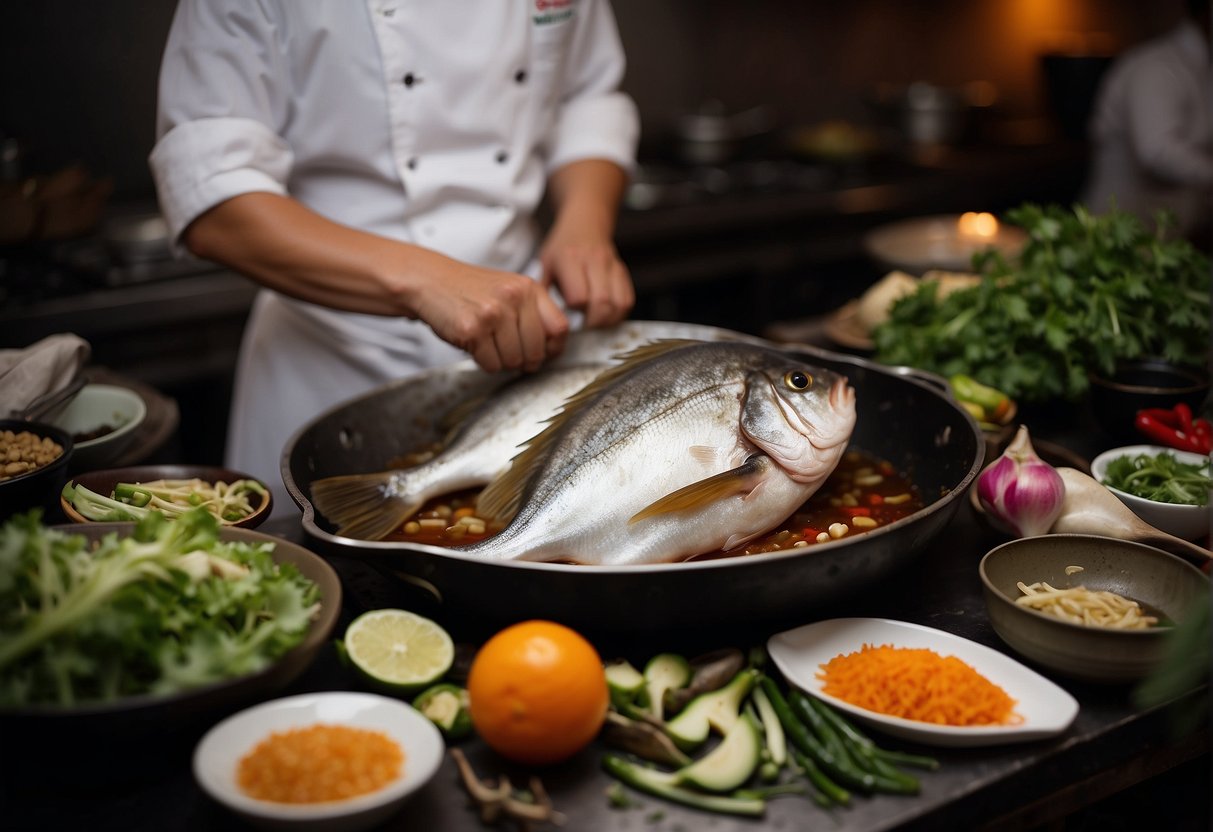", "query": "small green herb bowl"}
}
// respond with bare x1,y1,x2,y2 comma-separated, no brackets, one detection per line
60,464,272,529
1090,445,1210,542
